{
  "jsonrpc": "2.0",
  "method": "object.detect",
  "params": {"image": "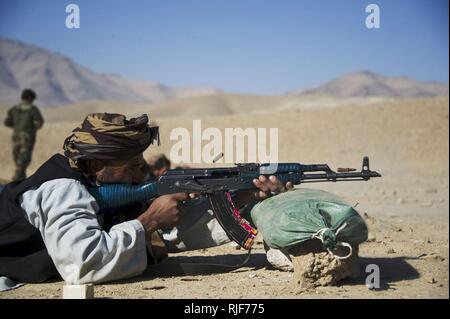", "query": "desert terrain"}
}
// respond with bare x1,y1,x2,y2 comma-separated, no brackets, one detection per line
0,96,448,299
